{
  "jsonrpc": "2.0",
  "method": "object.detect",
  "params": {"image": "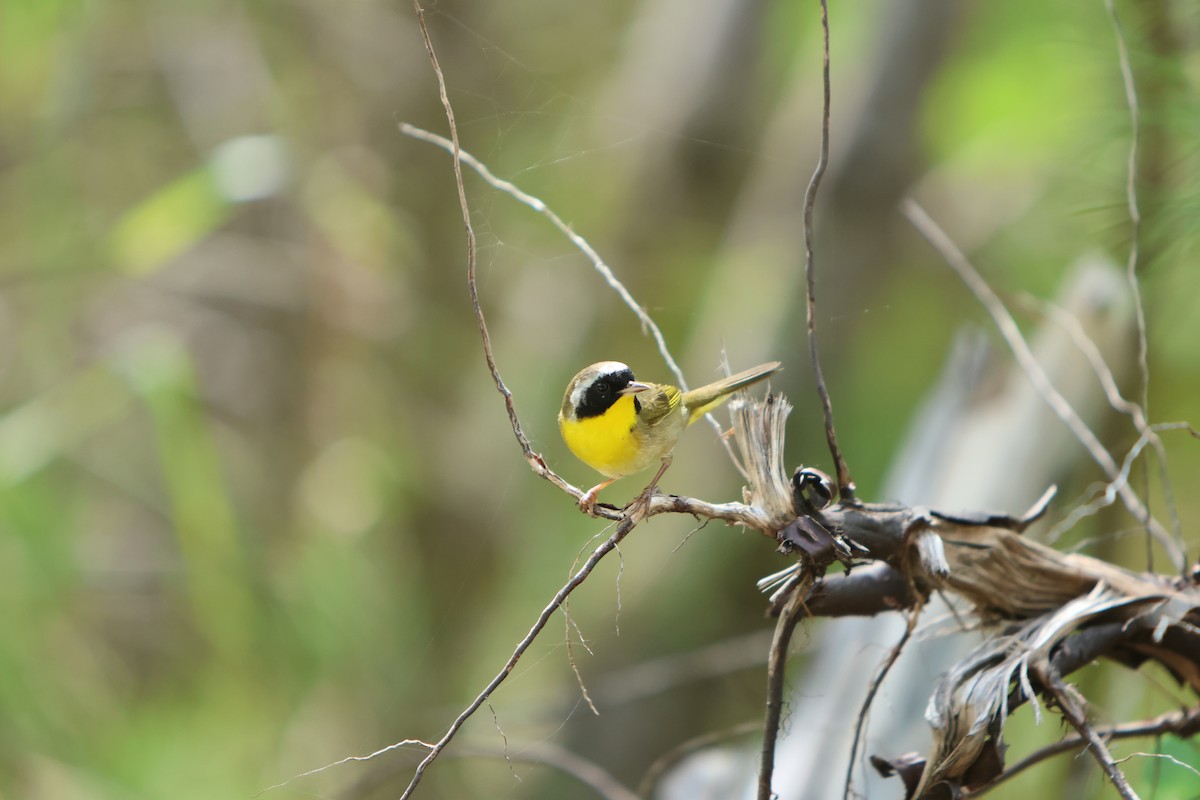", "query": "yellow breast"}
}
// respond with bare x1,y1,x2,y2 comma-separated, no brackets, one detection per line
559,394,656,478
